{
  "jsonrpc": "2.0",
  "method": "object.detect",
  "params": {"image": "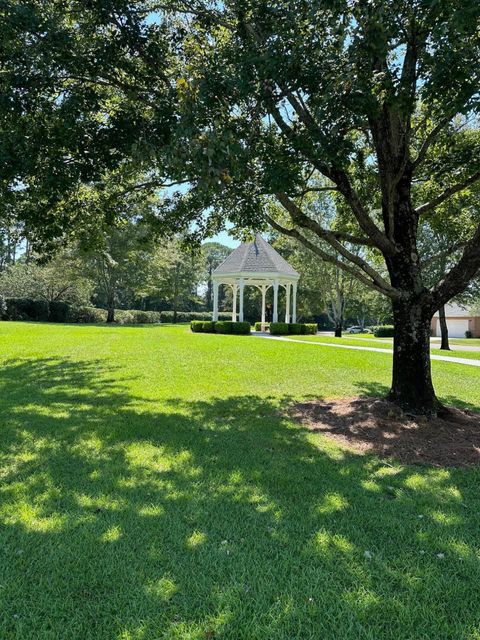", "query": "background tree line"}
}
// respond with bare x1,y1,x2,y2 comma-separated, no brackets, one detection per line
0,214,395,327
